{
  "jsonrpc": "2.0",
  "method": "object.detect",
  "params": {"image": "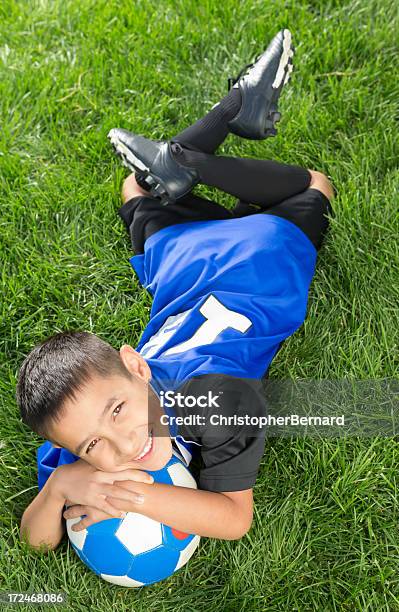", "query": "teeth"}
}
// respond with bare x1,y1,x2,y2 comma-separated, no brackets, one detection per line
134,432,153,460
